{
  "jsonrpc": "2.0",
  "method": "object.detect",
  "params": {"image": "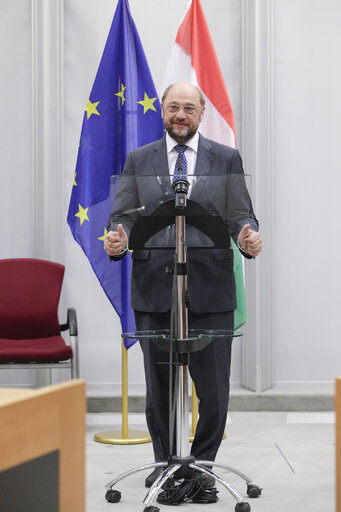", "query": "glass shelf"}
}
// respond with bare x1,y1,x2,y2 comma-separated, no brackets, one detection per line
122,329,243,353
122,329,242,339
